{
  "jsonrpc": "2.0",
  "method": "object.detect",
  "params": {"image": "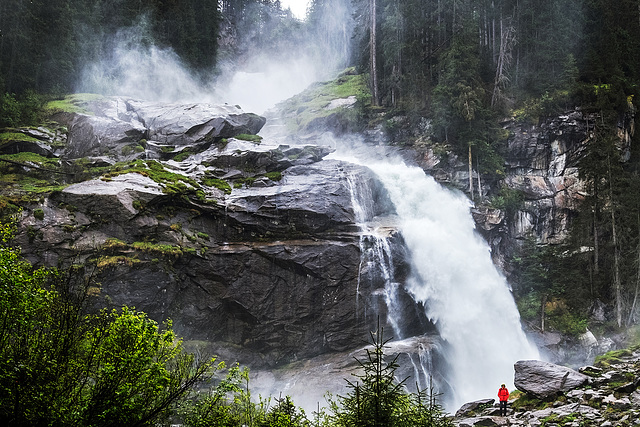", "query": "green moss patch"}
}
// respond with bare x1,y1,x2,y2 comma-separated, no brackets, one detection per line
45,93,105,115
276,68,370,132
99,238,194,260
234,133,263,143
201,177,232,194
595,348,634,368
102,160,201,196
265,171,282,181
0,132,41,144
0,152,60,169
